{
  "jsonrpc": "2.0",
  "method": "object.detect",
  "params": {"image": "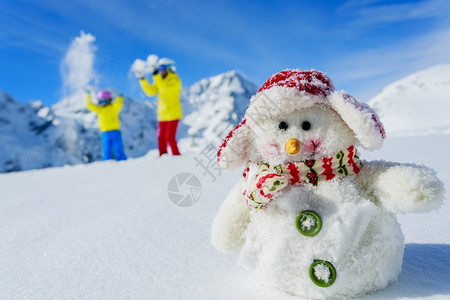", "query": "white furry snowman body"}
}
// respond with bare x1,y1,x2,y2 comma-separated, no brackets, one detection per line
212,70,444,299
234,177,404,298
